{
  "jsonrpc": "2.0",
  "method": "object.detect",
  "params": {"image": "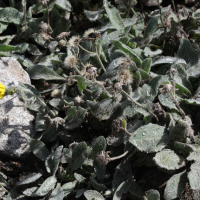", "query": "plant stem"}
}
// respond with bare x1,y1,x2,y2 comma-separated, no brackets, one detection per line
24,0,27,29
121,89,159,122
78,45,96,55
109,151,129,162
94,81,112,98
0,183,8,193
45,3,49,25
169,91,186,119
120,127,132,136
172,75,175,97
94,43,107,73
